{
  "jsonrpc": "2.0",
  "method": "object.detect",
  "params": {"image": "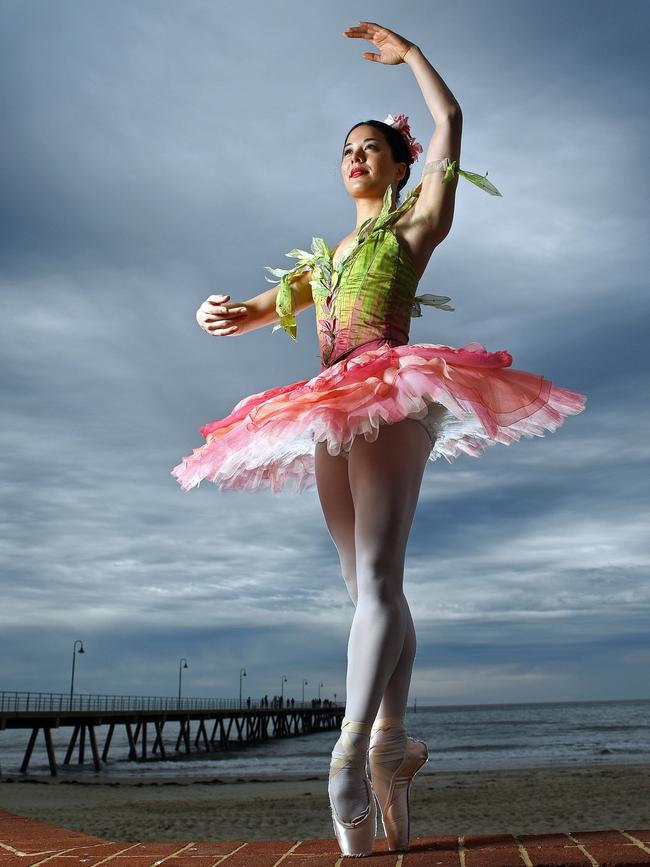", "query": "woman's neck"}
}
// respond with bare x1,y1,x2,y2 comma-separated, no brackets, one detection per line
352,187,394,231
